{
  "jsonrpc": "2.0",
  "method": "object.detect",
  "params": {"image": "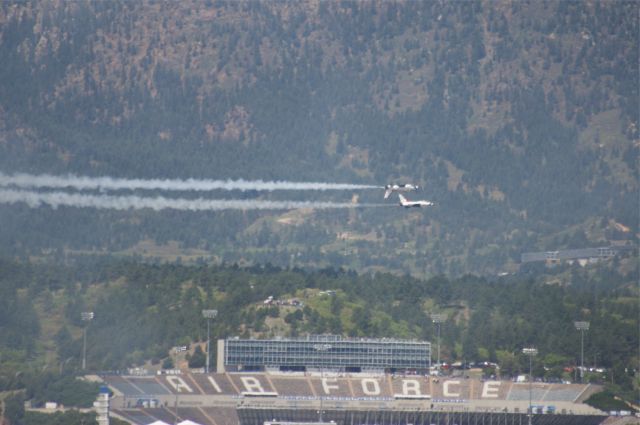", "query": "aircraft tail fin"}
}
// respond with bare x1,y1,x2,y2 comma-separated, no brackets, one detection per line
384,189,392,199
